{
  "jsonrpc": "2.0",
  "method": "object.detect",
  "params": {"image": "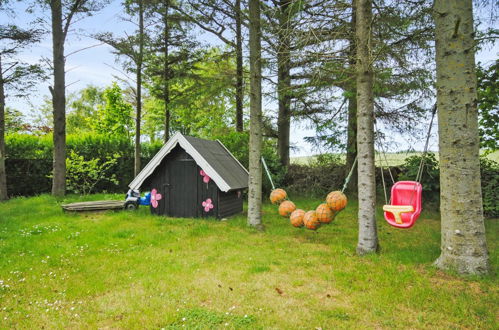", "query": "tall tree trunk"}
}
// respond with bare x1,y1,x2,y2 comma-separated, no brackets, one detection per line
355,0,378,255
163,0,171,142
433,0,490,275
135,0,144,176
247,0,263,229
235,0,244,132
277,0,291,168
0,56,7,201
345,0,357,195
50,0,66,197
